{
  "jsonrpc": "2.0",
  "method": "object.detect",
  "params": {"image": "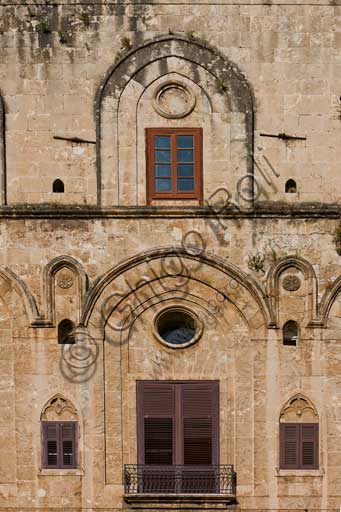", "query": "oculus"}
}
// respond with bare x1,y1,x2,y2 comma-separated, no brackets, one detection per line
154,307,202,348
153,82,196,119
